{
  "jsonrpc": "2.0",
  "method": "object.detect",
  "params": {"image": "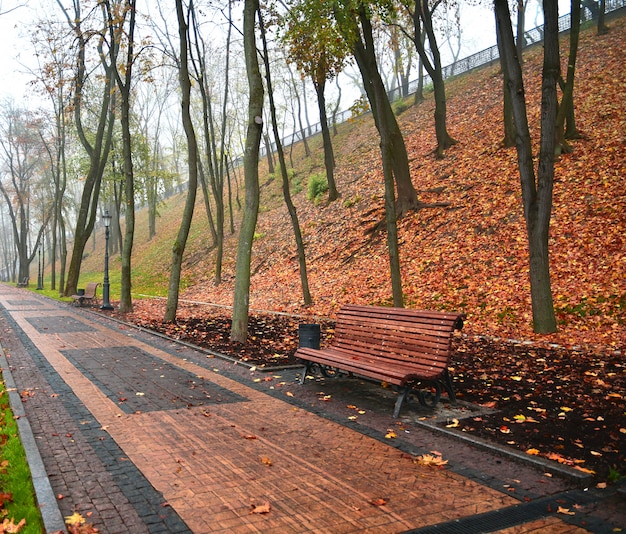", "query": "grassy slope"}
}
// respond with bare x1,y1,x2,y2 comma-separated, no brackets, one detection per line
80,16,625,353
